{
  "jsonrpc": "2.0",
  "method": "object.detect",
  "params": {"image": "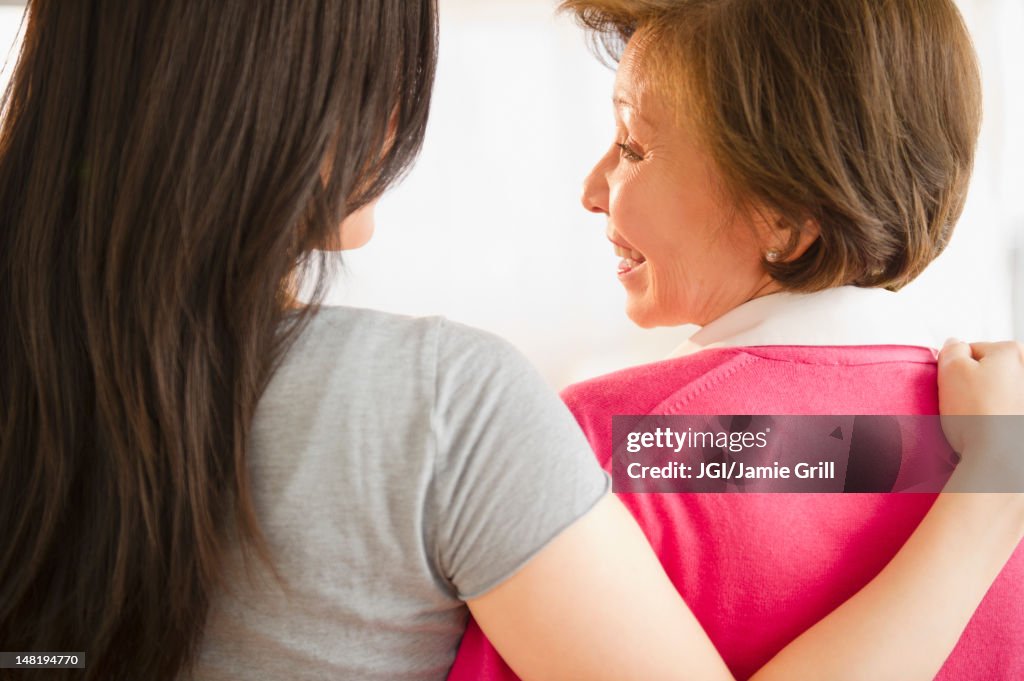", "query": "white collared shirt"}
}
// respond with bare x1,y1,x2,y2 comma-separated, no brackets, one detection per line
668,286,944,358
